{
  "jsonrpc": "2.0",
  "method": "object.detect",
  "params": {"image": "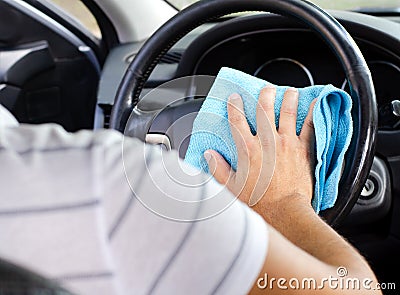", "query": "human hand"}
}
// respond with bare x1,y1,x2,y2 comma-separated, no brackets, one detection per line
204,86,316,216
